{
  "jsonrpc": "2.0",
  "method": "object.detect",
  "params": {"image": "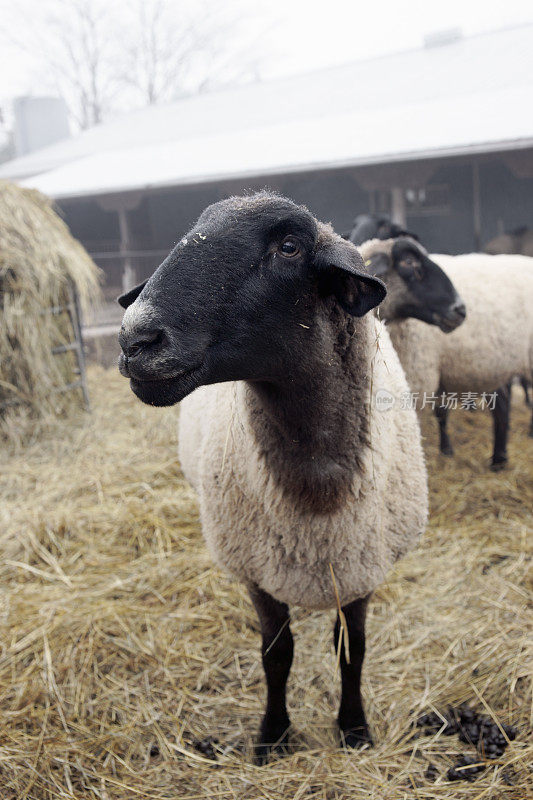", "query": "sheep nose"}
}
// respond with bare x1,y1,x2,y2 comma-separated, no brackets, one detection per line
450,300,466,320
120,328,164,359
